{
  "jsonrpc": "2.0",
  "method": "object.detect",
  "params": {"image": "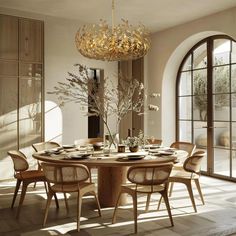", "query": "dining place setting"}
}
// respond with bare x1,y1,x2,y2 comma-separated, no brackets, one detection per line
37,141,182,163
